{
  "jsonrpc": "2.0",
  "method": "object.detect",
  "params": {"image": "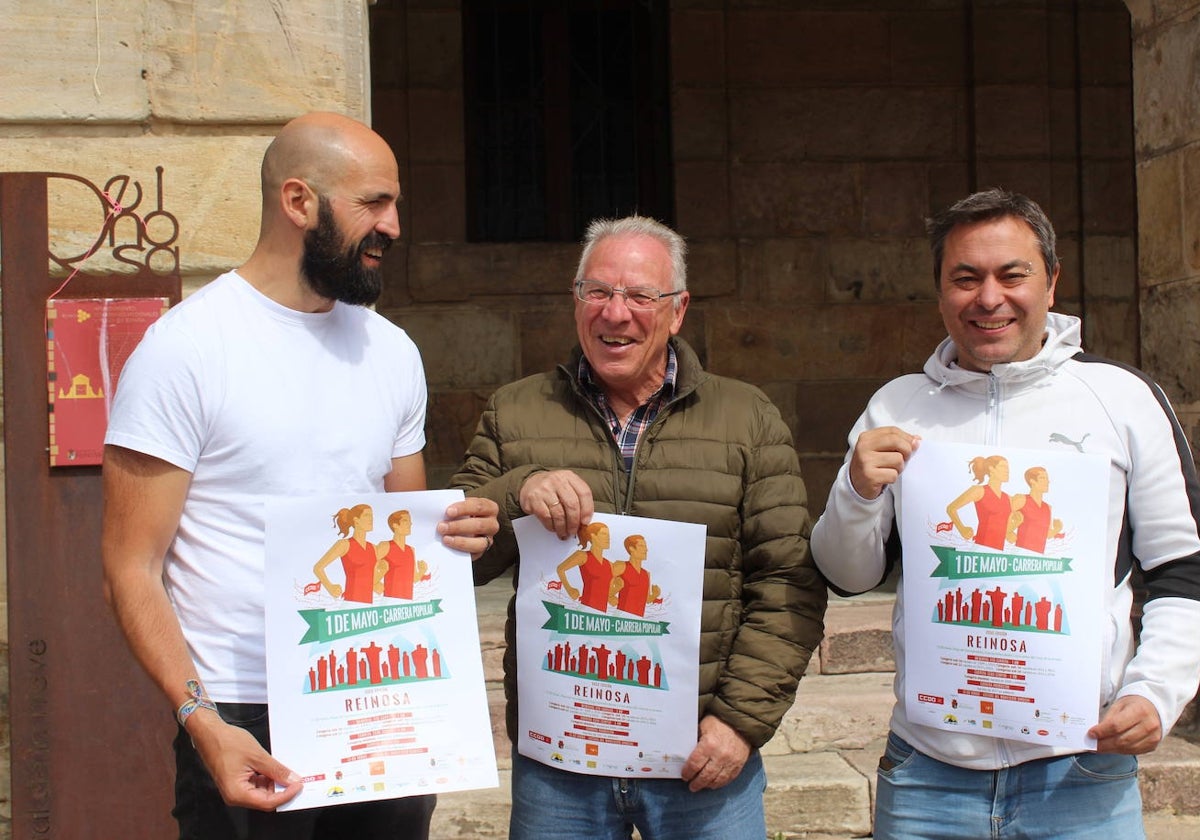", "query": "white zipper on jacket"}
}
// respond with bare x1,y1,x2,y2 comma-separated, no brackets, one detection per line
985,370,1013,770
986,373,1001,446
